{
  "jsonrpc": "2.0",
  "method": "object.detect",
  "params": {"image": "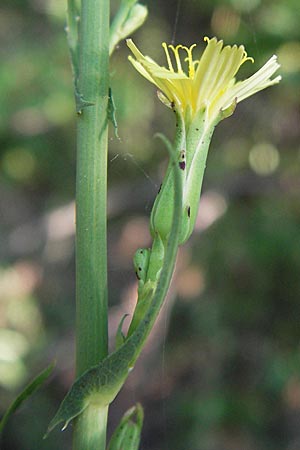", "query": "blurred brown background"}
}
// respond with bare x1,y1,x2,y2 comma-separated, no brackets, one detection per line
1,0,300,449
